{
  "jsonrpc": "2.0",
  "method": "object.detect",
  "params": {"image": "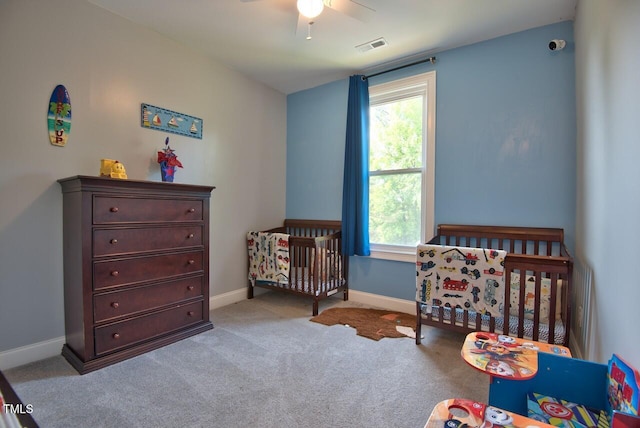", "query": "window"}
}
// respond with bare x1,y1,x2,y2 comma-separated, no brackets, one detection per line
368,71,436,262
